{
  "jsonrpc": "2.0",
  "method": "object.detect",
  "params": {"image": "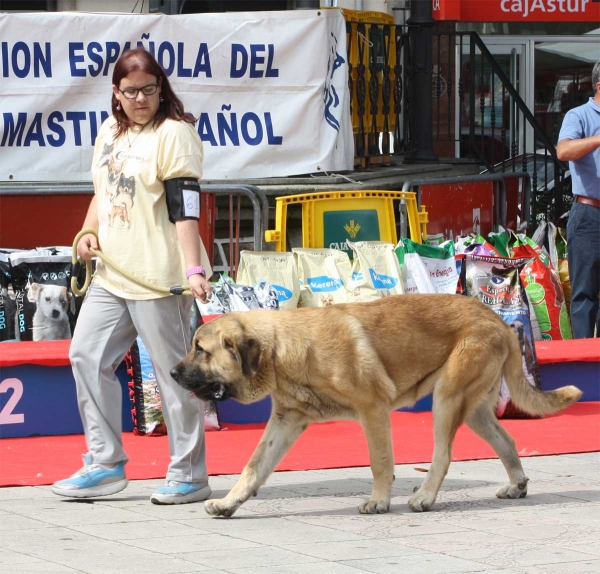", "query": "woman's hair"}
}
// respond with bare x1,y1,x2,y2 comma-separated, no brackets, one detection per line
111,47,195,137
